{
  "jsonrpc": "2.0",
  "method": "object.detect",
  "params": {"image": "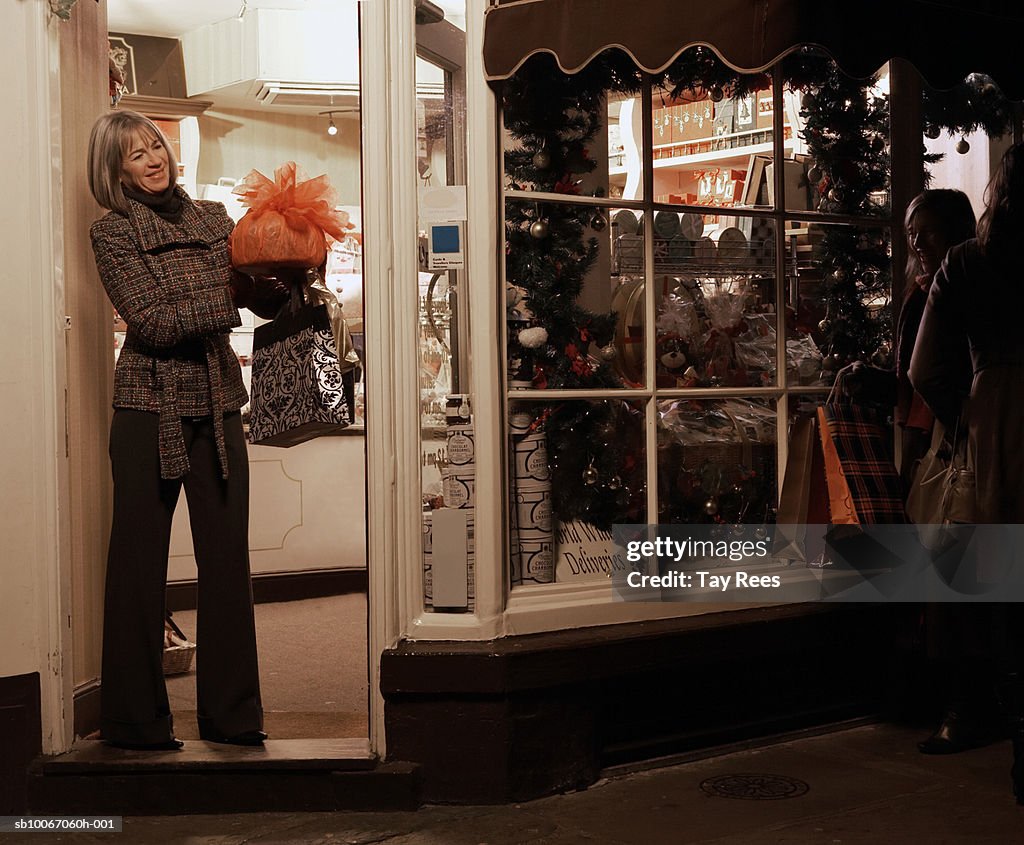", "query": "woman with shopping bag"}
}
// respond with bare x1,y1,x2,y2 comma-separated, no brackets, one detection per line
911,142,1024,802
87,110,265,749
